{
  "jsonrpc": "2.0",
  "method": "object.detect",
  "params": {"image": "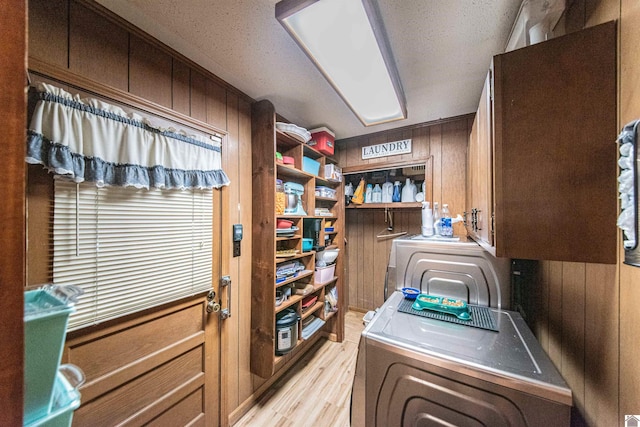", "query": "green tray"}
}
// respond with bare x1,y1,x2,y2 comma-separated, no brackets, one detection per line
411,294,471,320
